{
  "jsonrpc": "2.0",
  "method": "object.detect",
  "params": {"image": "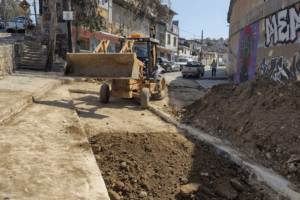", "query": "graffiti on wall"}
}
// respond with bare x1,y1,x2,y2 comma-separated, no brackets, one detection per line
265,6,300,46
258,53,300,81
236,21,260,84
